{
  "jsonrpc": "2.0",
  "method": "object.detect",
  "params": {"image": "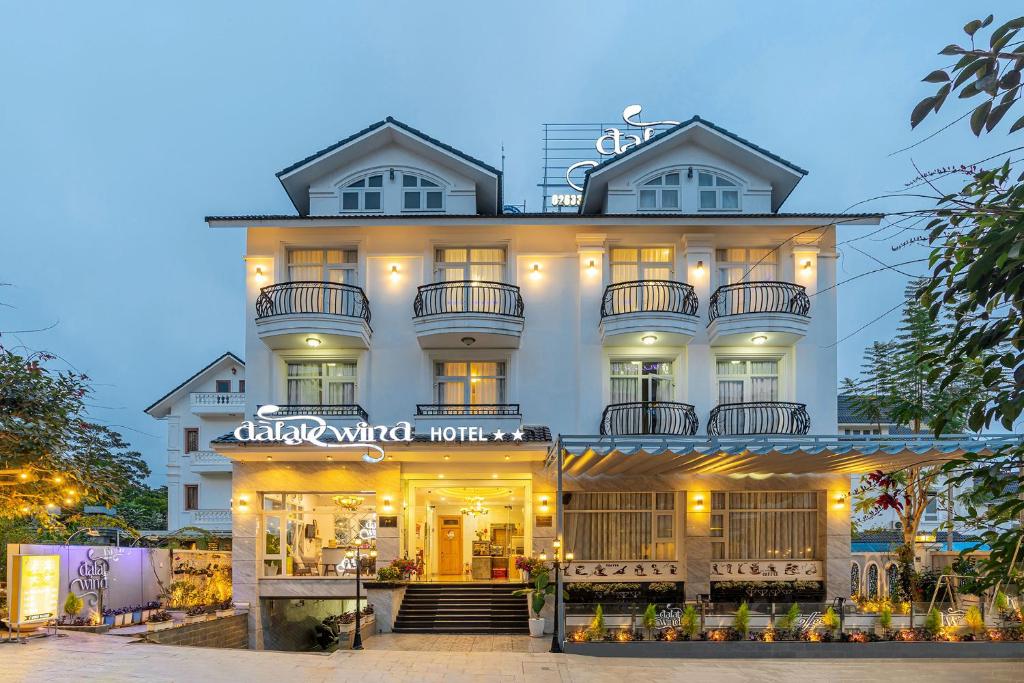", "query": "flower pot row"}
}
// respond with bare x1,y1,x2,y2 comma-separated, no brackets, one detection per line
102,604,162,628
